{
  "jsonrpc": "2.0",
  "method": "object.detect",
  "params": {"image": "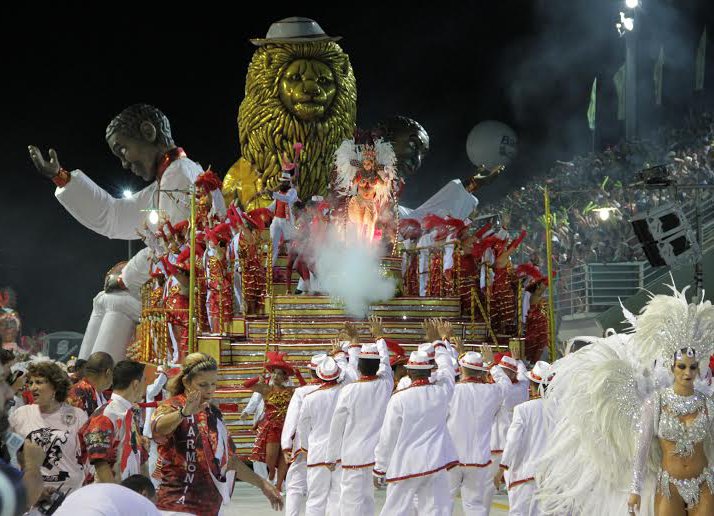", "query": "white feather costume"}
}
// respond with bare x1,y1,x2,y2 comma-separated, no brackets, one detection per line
333,137,397,205
537,281,714,515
